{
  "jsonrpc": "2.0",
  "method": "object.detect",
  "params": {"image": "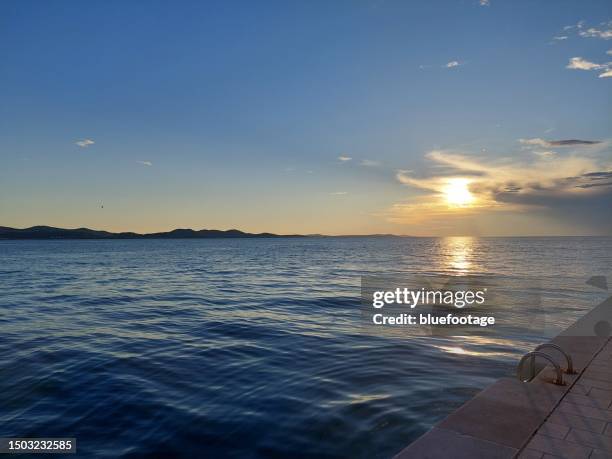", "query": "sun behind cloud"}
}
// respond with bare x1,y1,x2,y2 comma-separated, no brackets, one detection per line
444,178,474,207
388,143,611,234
